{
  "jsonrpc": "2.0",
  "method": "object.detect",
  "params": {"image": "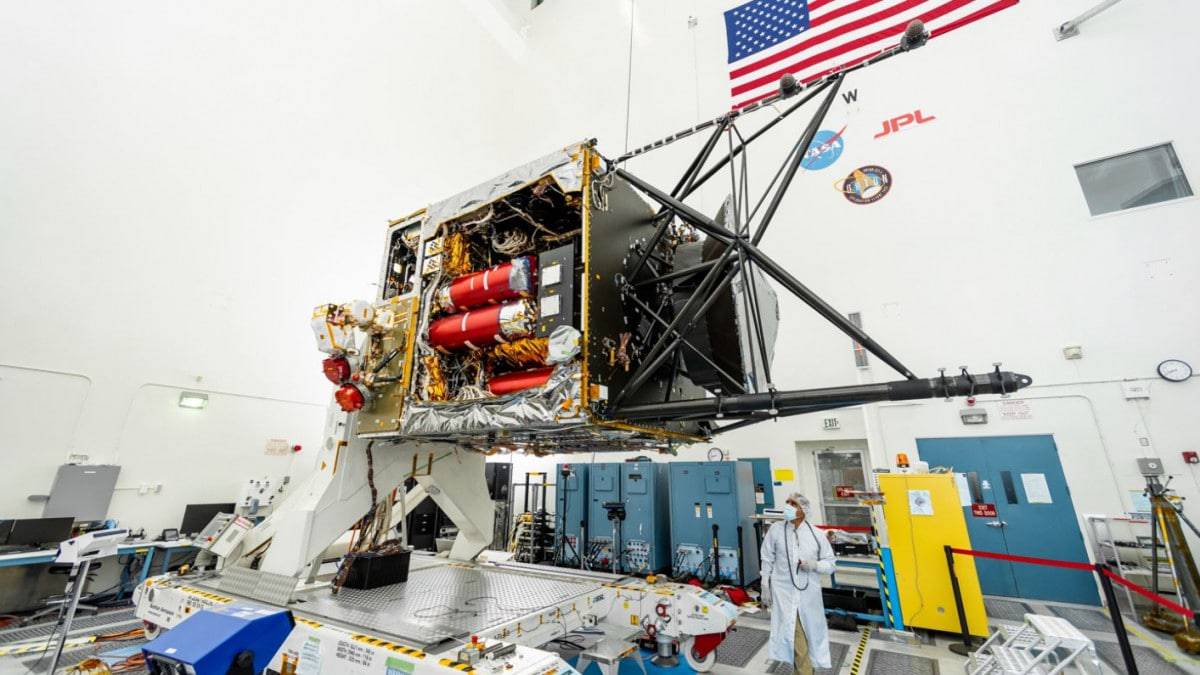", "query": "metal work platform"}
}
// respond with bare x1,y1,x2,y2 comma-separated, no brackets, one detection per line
255,557,611,651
